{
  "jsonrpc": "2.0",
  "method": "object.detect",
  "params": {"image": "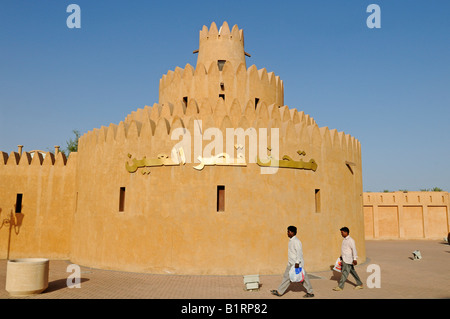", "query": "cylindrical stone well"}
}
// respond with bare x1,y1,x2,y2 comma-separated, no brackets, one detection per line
5,258,49,296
